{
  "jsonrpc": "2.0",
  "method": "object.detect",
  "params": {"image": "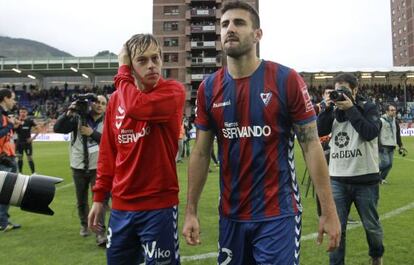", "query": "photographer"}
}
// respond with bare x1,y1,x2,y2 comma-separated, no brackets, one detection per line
53,94,108,247
317,73,384,265
0,88,21,232
379,104,404,184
